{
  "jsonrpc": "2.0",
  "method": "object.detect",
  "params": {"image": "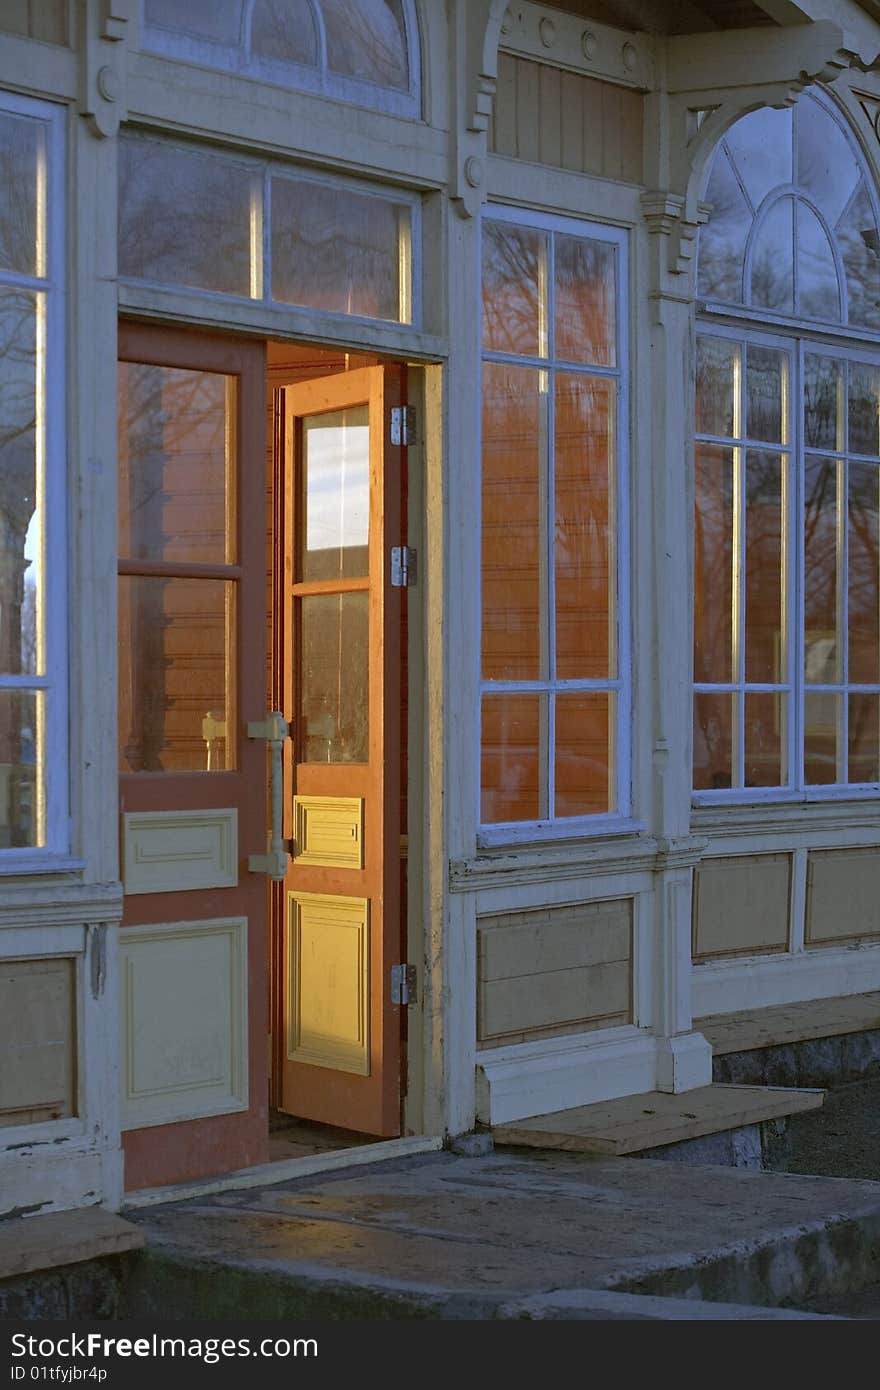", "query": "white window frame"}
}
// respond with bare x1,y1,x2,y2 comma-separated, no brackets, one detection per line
0,91,68,865
694,314,880,806
139,0,422,120
118,130,422,332
478,203,632,846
